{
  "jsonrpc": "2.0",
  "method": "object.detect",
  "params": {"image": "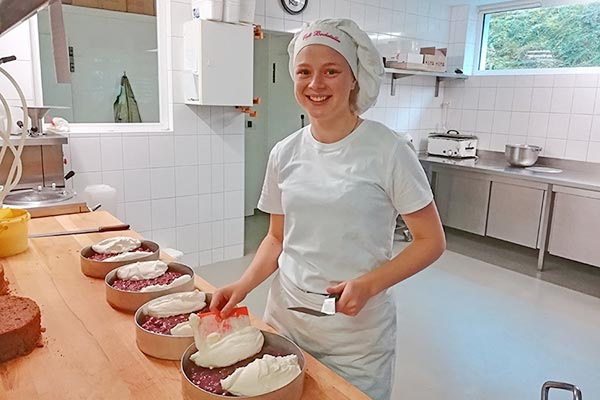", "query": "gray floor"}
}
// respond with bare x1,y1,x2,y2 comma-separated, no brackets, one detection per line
196,212,600,400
